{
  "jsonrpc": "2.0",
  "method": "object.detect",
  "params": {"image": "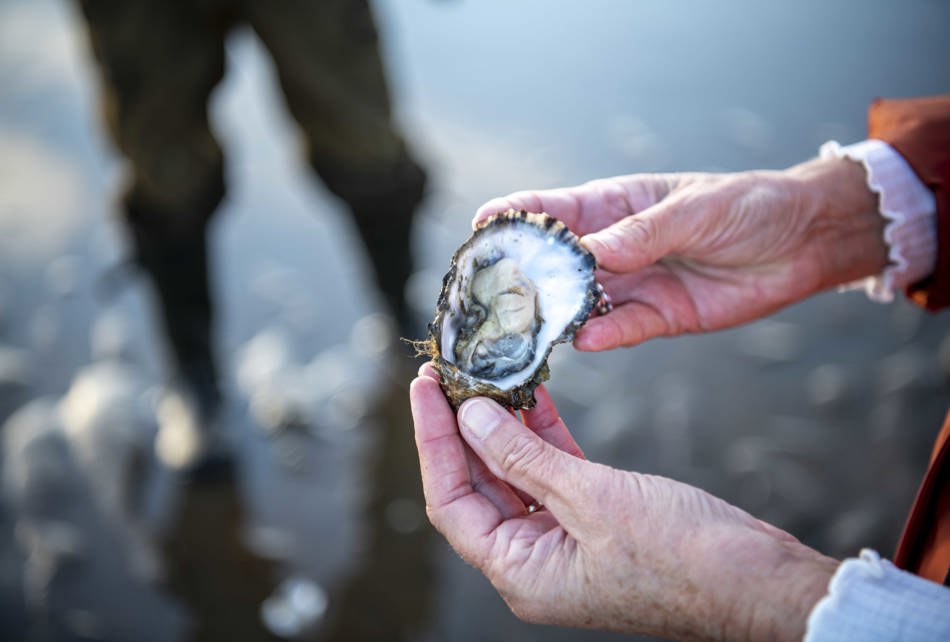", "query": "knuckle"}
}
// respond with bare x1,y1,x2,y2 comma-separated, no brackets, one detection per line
589,177,627,211
499,433,546,477
620,215,659,252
